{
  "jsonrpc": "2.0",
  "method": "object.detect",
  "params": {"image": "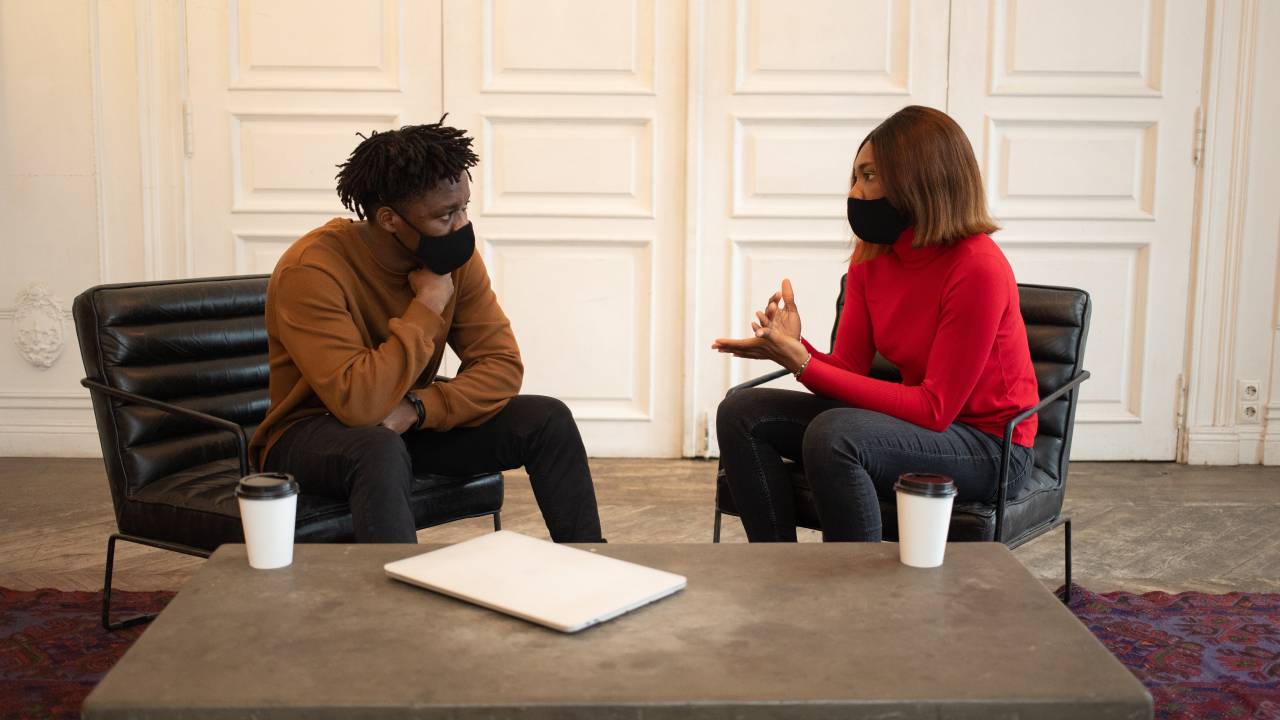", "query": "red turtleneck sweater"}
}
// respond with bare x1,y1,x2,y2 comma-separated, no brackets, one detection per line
798,229,1039,447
